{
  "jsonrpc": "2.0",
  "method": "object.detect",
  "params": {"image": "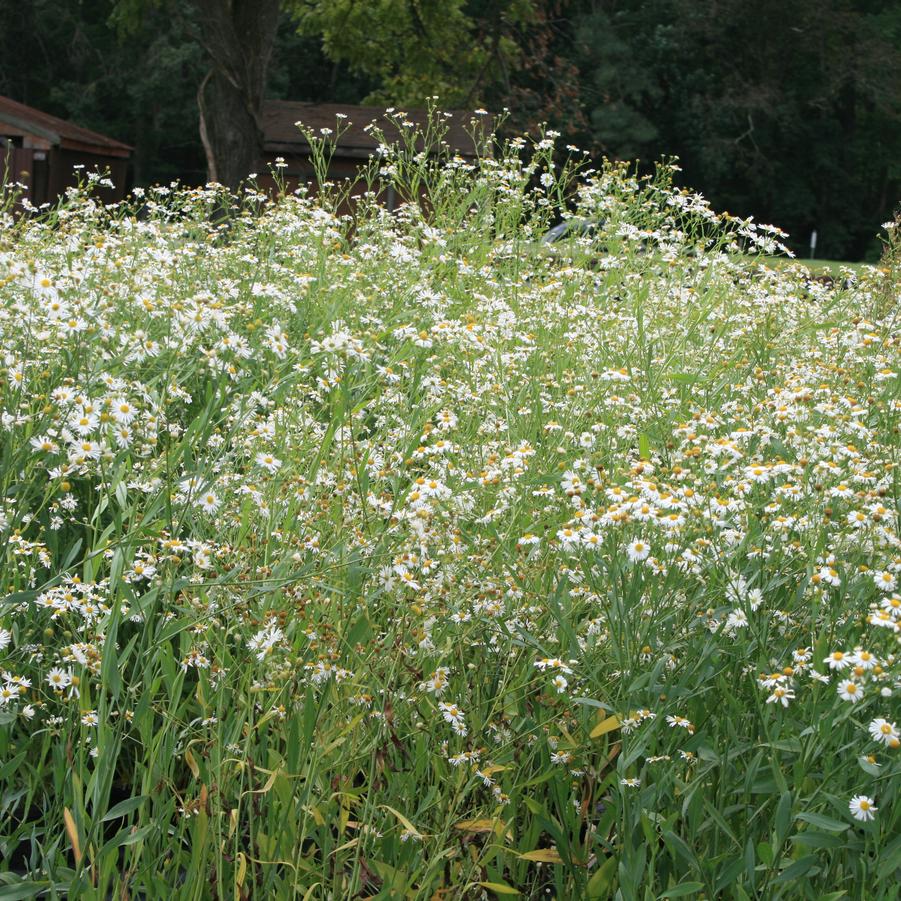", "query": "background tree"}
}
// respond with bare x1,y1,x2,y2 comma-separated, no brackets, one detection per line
293,0,536,109
192,0,280,189
565,0,901,259
0,0,897,257
106,0,532,189
0,0,207,184
110,0,280,189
